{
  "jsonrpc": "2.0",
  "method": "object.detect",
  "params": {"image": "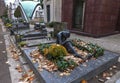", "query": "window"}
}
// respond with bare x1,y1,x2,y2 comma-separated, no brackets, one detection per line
46,5,50,22
73,0,85,30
